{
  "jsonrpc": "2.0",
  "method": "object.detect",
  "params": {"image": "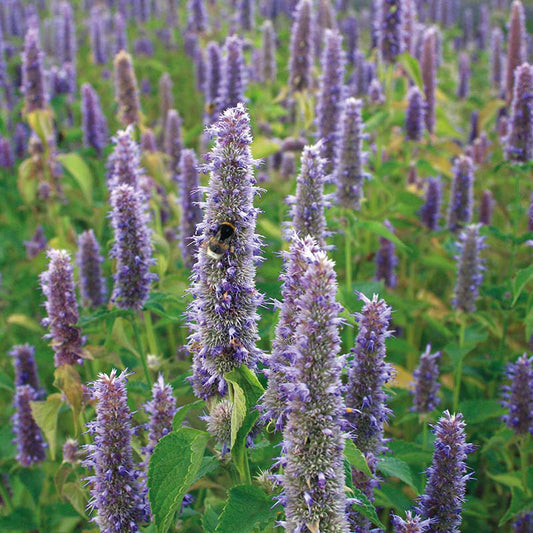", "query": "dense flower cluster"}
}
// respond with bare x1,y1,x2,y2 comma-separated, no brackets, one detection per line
502,354,533,436
411,345,441,414
76,229,107,308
